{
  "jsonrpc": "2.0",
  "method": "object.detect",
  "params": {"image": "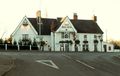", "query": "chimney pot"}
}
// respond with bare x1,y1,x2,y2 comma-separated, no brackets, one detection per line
73,13,78,20
36,10,41,18
92,15,97,22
